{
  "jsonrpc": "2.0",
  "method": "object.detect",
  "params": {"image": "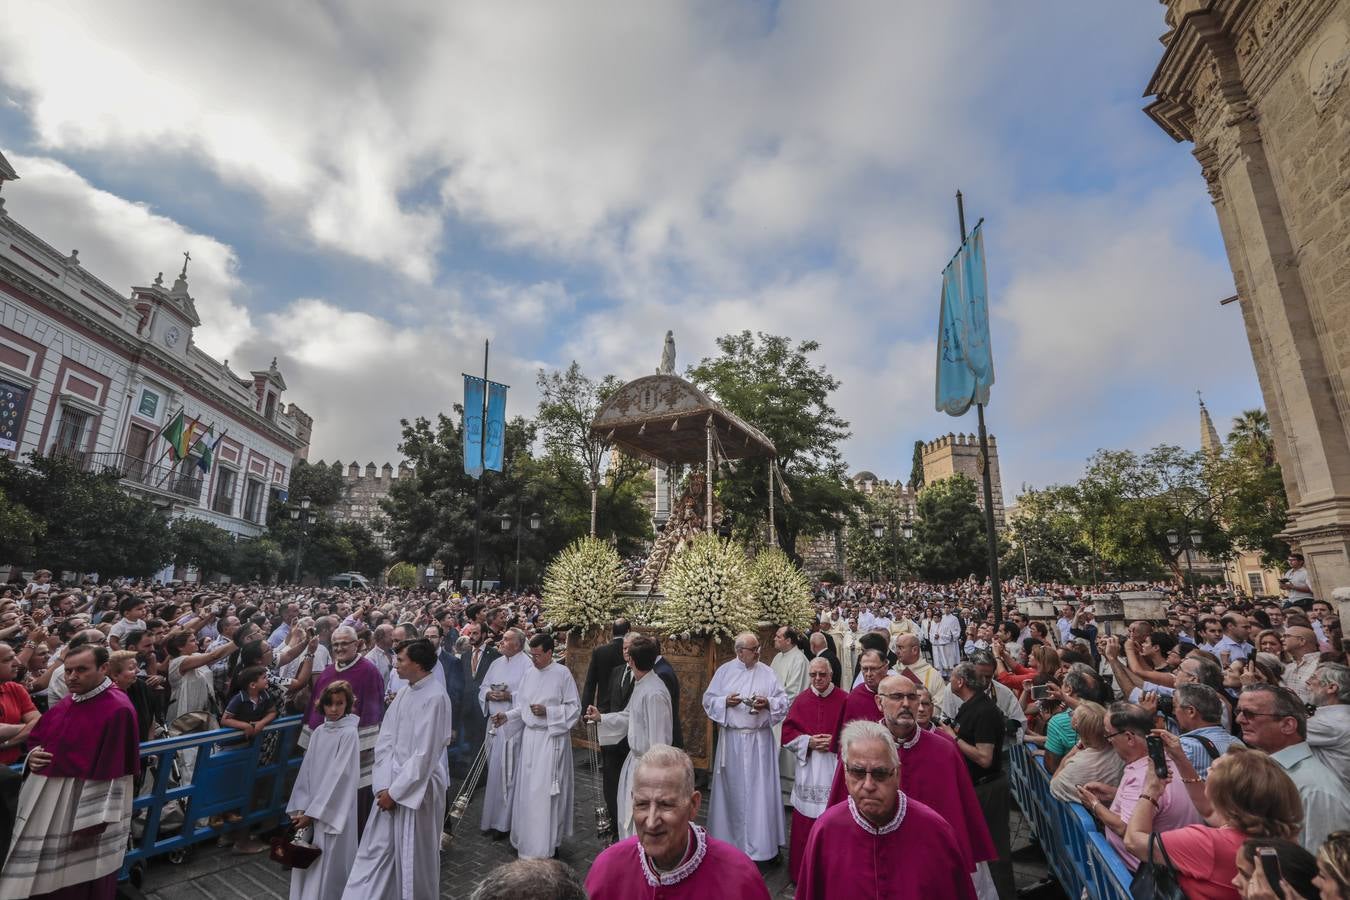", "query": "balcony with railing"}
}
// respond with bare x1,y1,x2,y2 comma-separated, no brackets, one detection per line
82,451,204,504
